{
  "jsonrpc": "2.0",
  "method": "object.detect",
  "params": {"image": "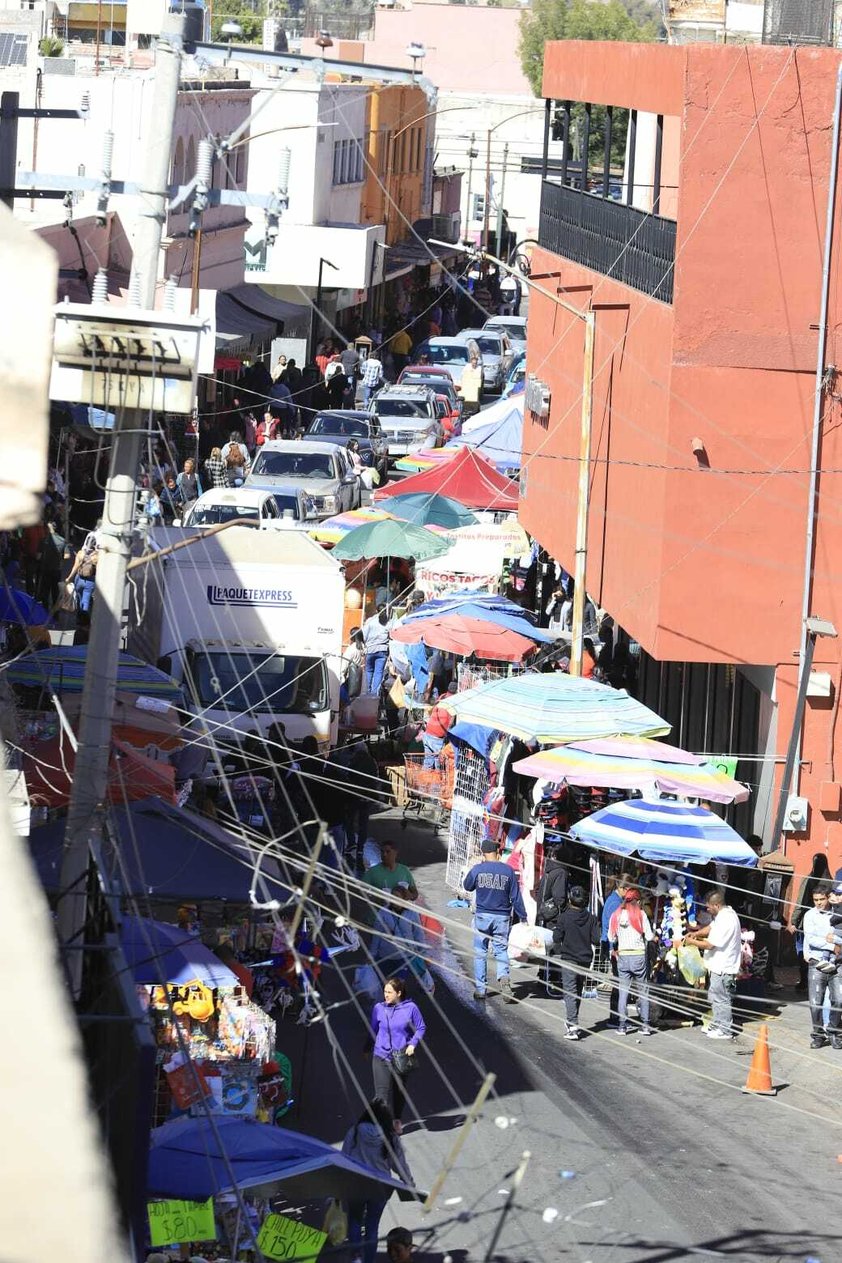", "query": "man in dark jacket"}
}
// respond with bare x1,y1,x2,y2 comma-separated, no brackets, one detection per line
463,839,526,1003
553,885,601,1039
537,844,569,928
